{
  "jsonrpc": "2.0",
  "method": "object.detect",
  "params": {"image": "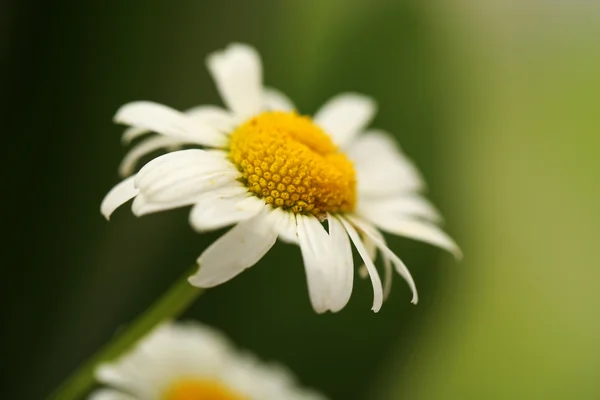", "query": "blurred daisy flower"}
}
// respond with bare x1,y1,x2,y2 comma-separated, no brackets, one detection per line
101,43,461,313
89,321,326,400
